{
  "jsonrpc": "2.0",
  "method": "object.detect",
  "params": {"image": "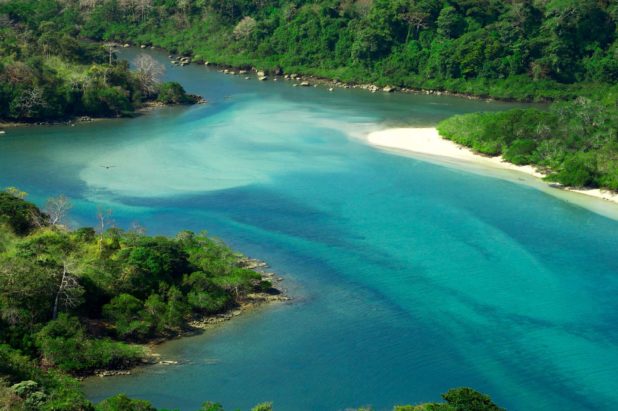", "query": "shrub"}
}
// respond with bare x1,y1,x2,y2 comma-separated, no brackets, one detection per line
35,314,143,373
0,192,48,235
96,394,156,411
